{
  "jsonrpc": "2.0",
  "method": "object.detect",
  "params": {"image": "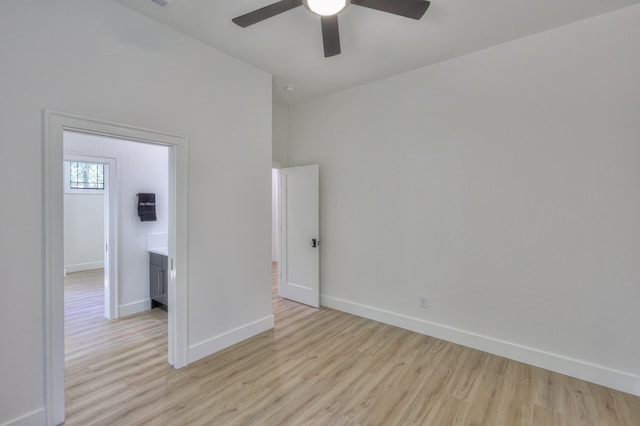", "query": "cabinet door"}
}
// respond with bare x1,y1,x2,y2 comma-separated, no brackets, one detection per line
161,256,168,307
150,253,168,309
150,262,162,305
